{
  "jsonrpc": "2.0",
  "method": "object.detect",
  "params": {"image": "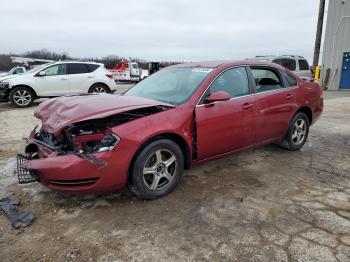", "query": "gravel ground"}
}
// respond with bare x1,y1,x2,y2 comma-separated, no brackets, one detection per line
0,89,350,262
